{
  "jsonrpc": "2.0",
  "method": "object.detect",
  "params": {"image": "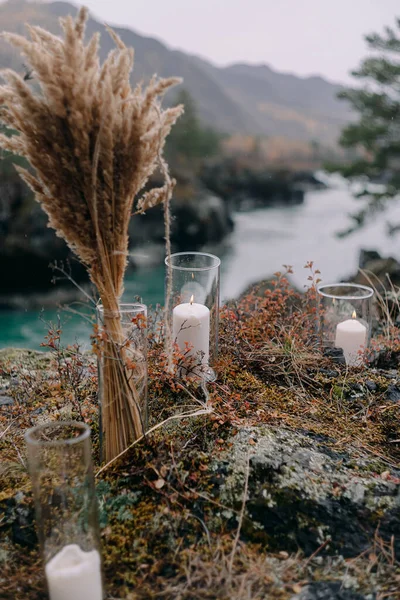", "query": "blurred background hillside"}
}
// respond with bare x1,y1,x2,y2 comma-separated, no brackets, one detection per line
1,0,400,347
